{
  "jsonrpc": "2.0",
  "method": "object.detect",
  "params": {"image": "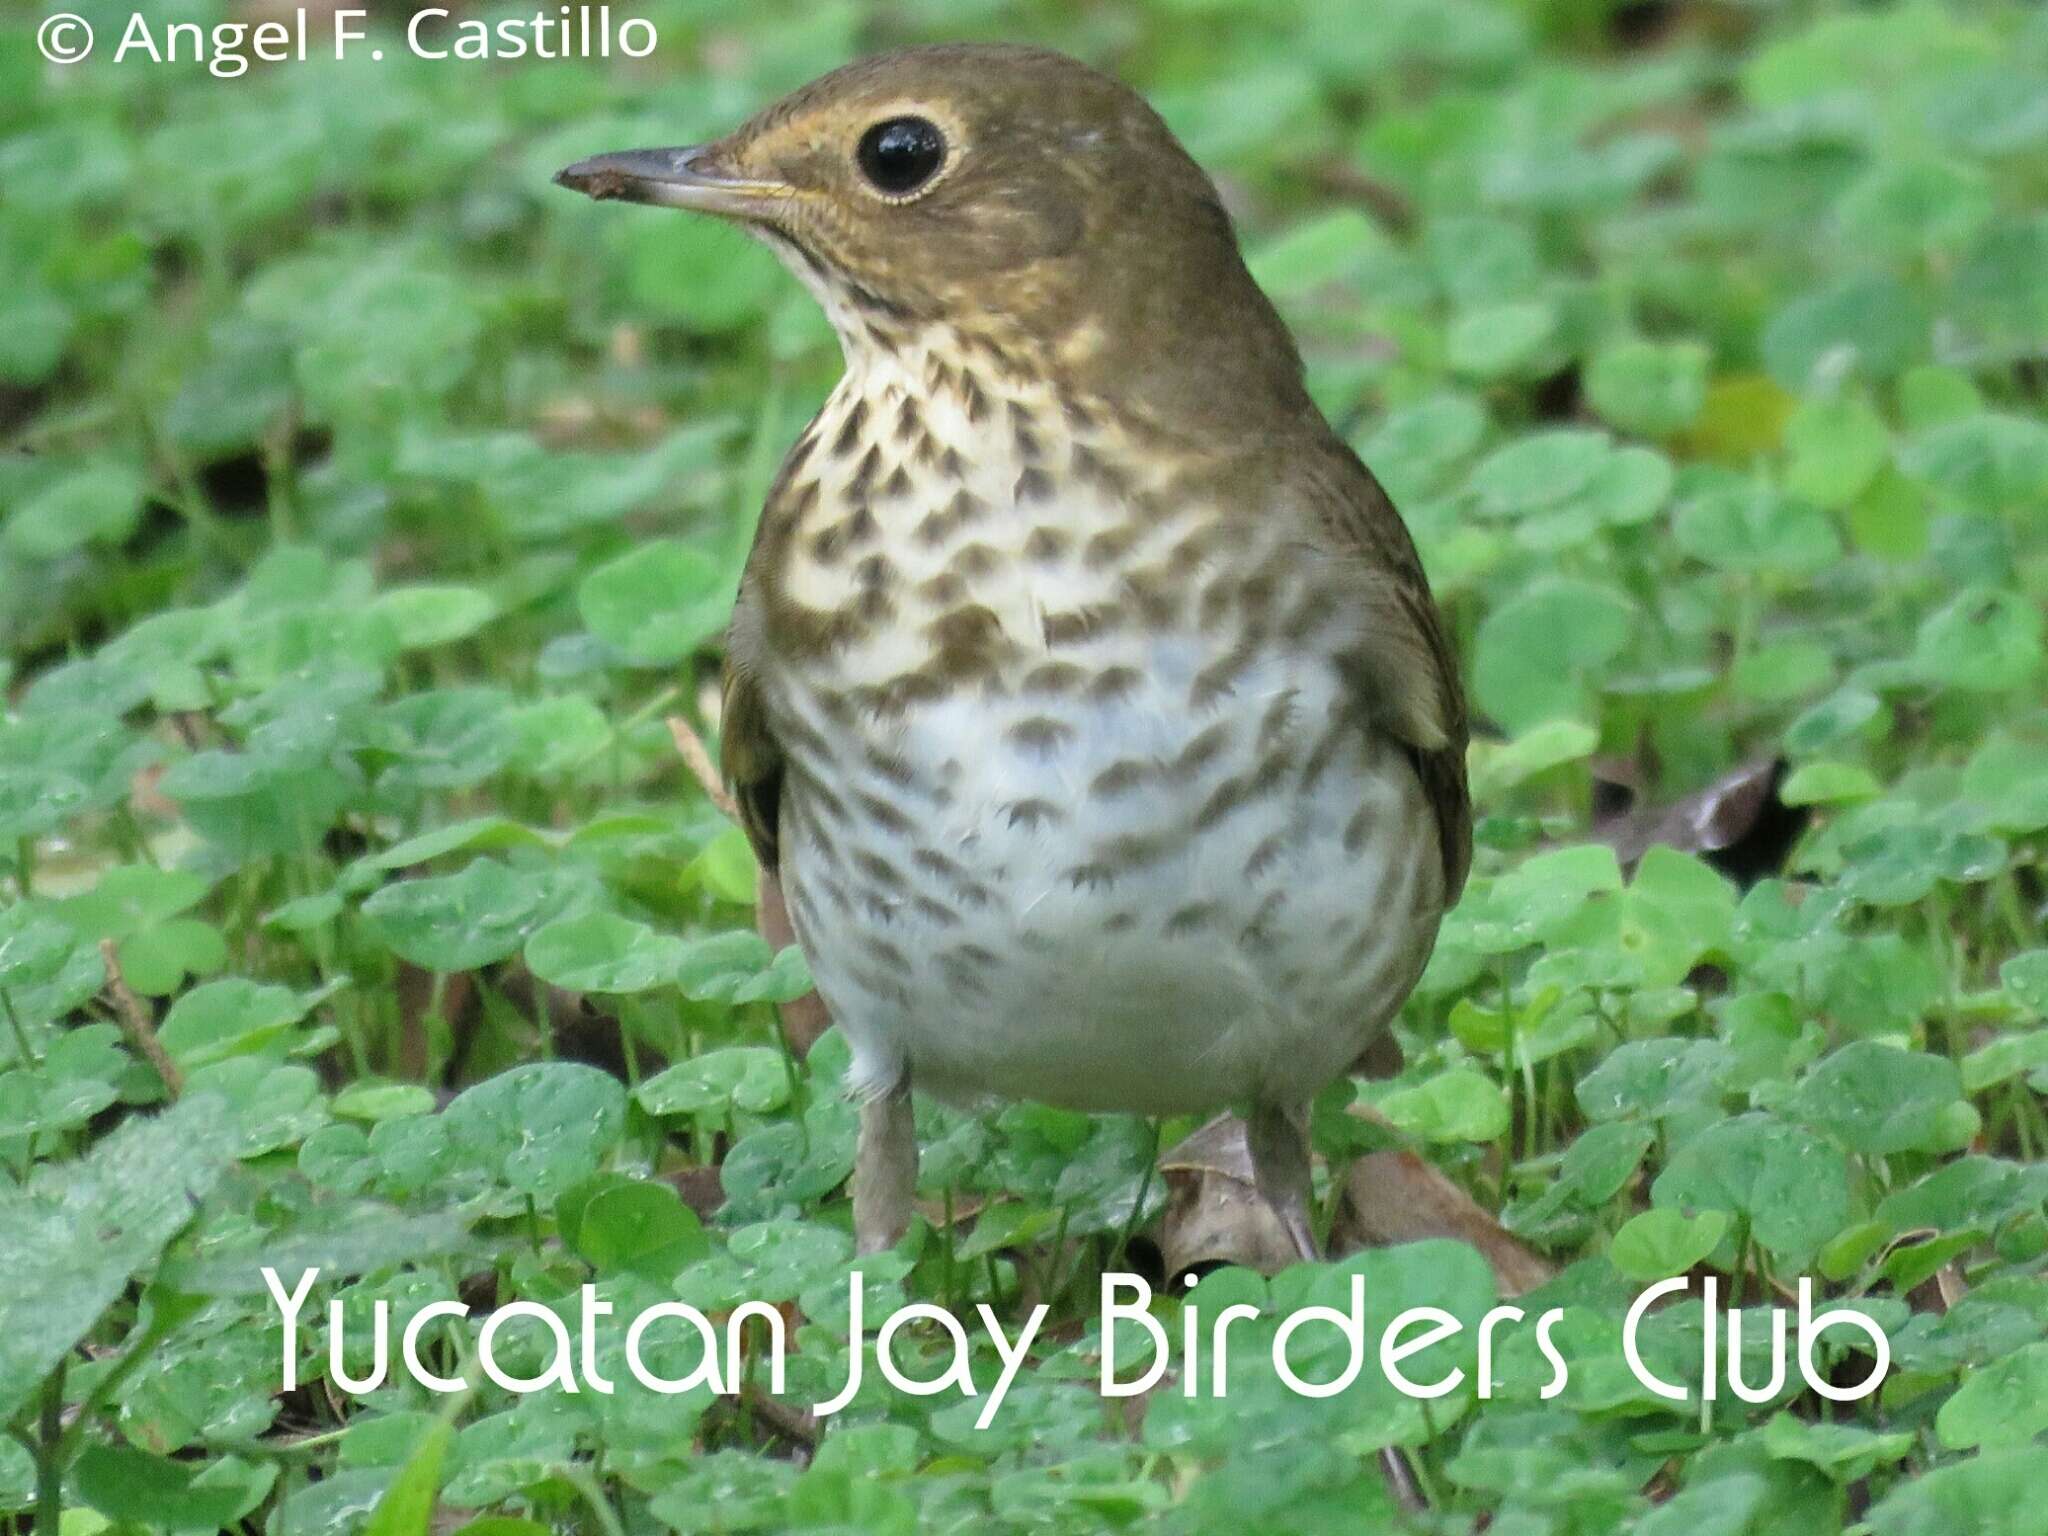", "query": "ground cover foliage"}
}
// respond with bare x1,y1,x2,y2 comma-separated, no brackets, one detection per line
3,0,2047,1531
